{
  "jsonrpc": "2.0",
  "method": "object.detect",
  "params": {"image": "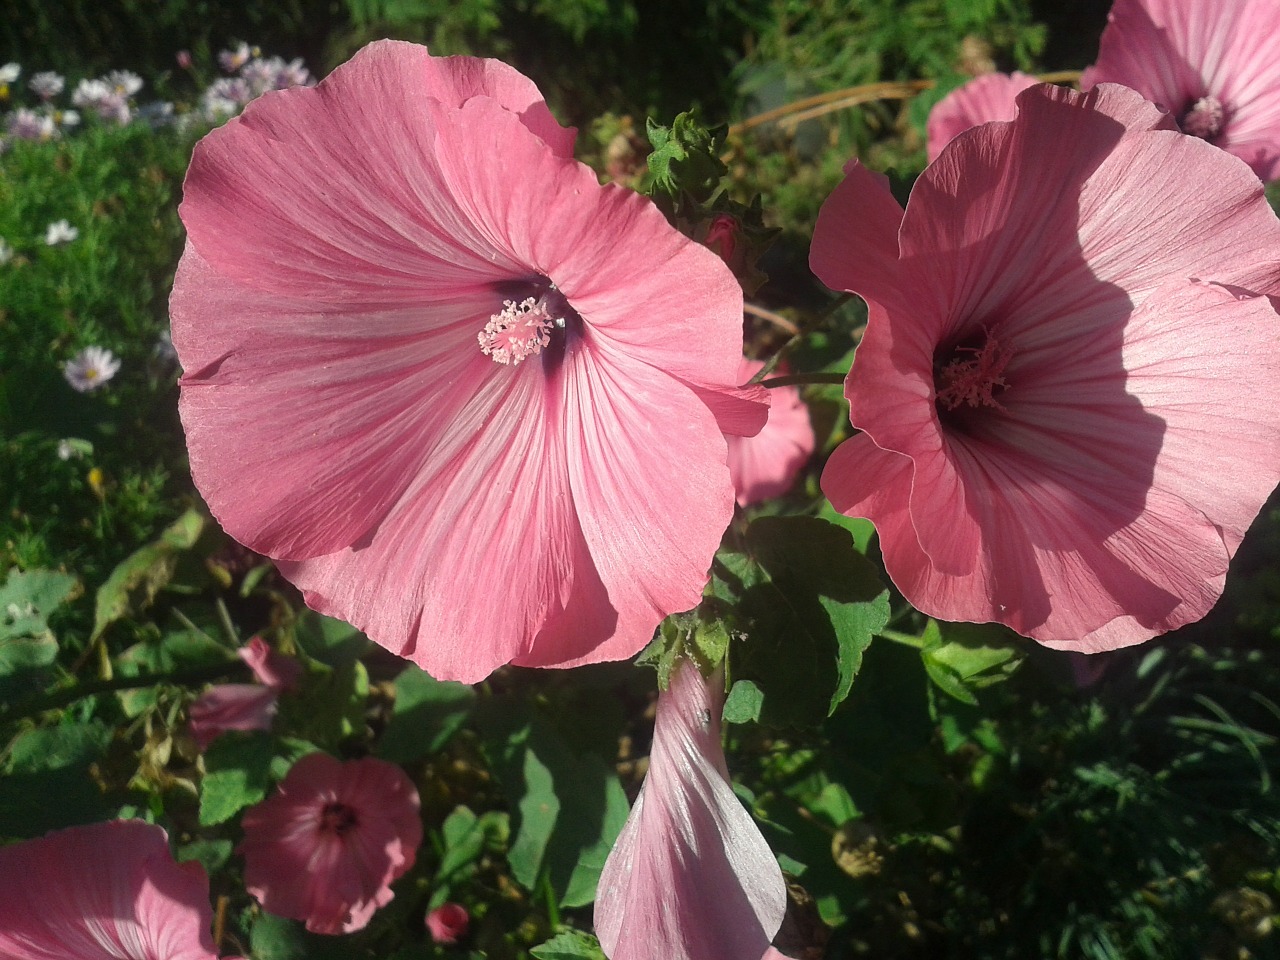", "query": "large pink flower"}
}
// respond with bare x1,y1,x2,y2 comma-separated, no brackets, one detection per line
1082,0,1280,180
171,41,768,683
813,82,1280,652
594,661,786,960
0,820,219,960
727,358,815,506
926,71,1039,162
238,752,422,934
